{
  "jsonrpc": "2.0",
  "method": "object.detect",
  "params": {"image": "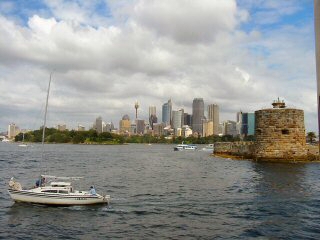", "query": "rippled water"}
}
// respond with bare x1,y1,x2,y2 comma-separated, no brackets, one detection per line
1,143,320,239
